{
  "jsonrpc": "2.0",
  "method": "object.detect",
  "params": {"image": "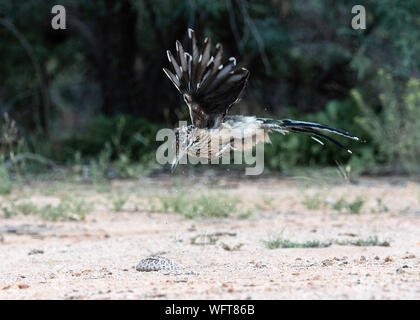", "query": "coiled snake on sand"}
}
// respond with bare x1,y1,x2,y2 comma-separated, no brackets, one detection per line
136,256,181,272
